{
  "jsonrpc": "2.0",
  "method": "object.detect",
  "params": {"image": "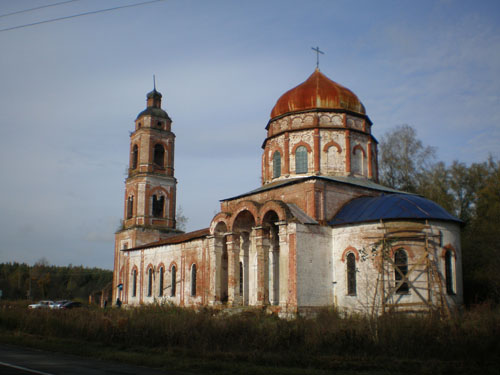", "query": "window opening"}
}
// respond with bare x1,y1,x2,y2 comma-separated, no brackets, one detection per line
239,261,243,296
191,264,197,296
153,144,165,167
132,145,138,169
147,268,153,297
346,252,356,296
126,196,134,219
171,266,176,297
445,250,454,295
272,151,281,178
394,249,409,294
152,195,164,217
295,146,308,173
132,269,137,297
159,266,164,297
